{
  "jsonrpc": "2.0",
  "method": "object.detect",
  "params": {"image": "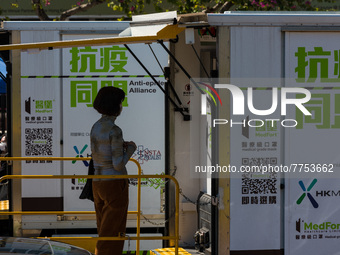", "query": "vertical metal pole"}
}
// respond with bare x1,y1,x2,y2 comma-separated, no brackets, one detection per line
217,26,231,255
0,94,5,134
211,102,219,255
137,162,141,254
3,42,12,236
165,78,171,248
165,41,176,249
175,180,179,255
10,30,22,237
